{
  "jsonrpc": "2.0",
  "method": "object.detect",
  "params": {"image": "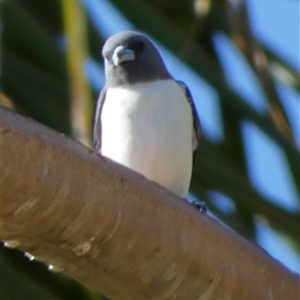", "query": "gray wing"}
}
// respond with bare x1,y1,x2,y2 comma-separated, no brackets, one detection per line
93,87,107,152
176,80,201,164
